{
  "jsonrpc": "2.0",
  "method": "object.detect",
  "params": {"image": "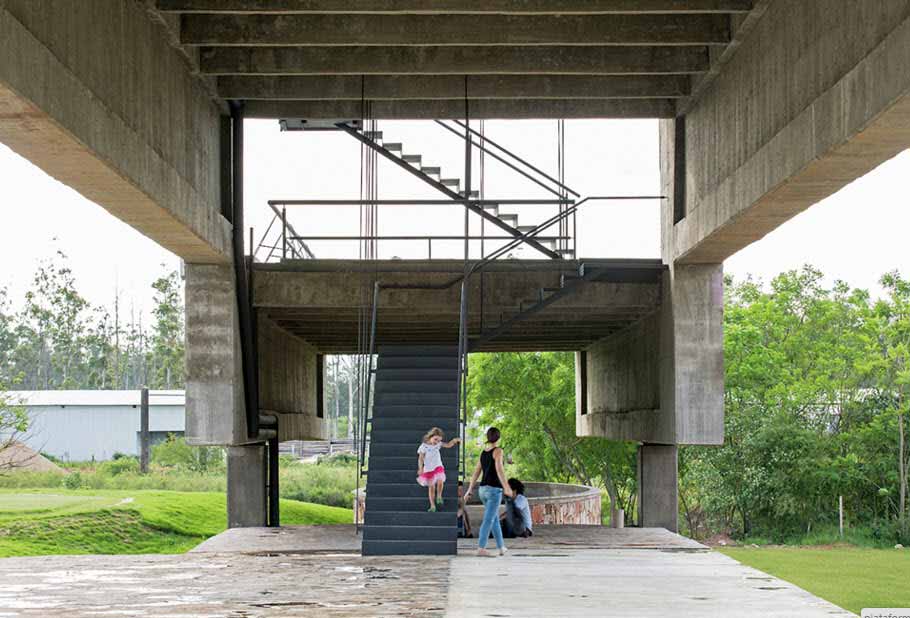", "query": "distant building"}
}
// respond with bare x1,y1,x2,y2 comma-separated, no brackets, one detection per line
3,390,185,462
